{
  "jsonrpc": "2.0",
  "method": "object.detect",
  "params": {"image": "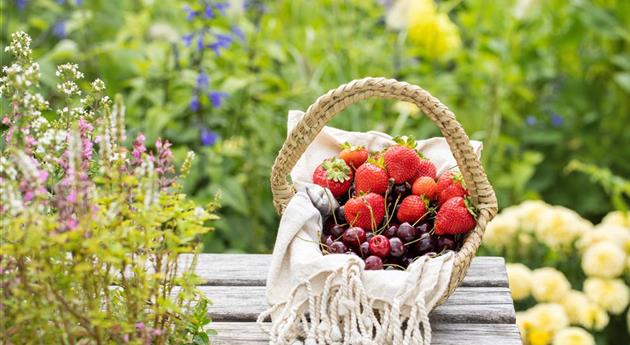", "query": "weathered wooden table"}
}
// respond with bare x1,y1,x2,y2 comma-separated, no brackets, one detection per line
193,254,521,344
